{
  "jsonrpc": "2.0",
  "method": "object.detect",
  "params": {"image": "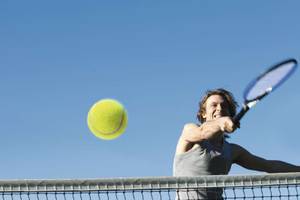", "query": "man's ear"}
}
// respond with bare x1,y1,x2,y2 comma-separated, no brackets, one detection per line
202,112,206,120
